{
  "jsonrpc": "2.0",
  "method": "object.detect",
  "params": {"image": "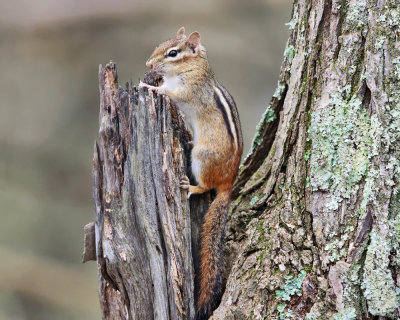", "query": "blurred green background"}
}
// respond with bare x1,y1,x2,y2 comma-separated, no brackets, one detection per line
0,0,291,319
